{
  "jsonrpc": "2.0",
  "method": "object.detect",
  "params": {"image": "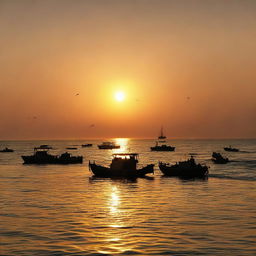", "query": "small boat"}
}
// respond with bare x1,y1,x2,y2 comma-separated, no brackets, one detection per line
22,148,83,164
89,153,154,178
224,146,239,152
211,152,229,164
57,152,83,164
158,126,166,140
39,145,53,149
66,147,77,150
151,142,175,151
0,147,14,152
82,144,93,147
98,142,120,149
159,156,208,178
